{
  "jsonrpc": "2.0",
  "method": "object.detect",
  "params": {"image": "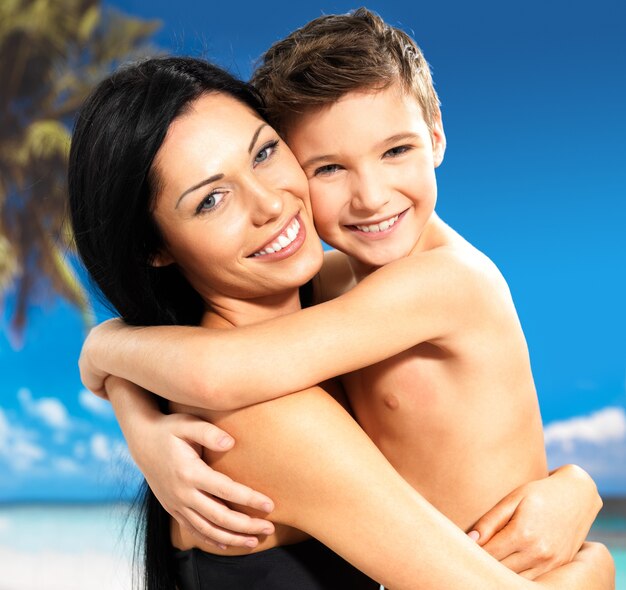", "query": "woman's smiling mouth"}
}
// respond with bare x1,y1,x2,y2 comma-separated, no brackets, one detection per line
250,215,306,259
